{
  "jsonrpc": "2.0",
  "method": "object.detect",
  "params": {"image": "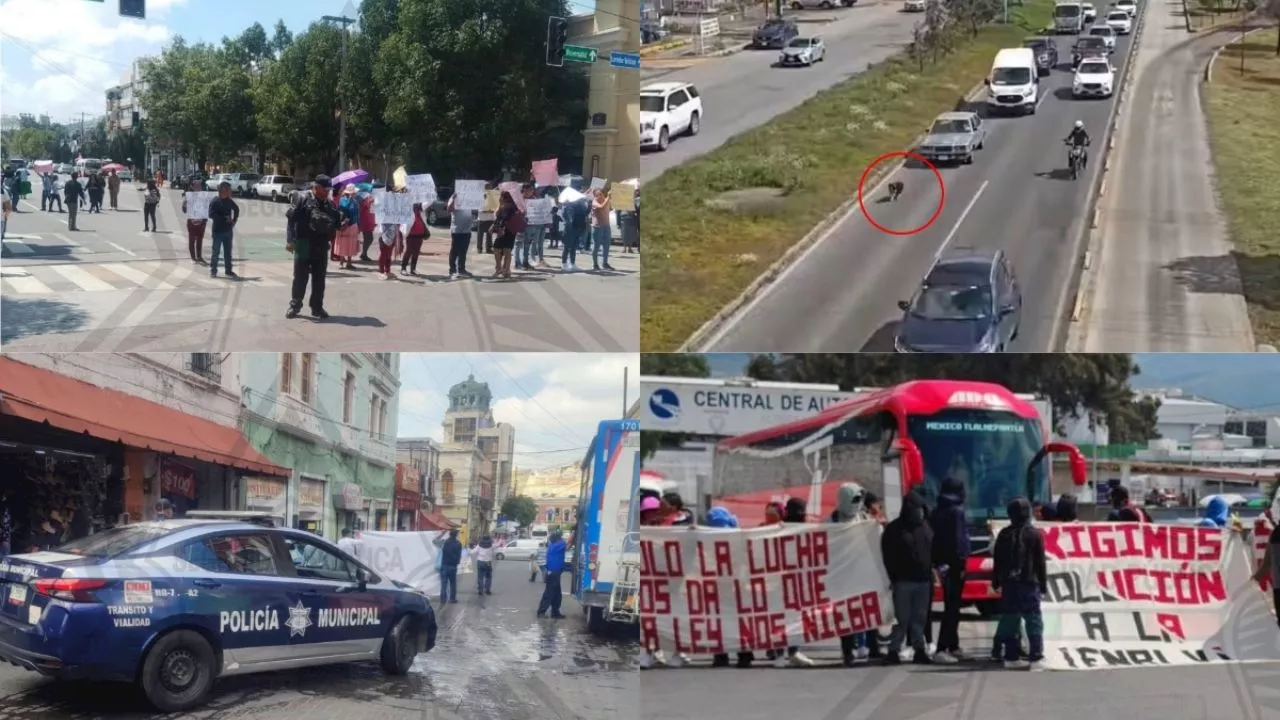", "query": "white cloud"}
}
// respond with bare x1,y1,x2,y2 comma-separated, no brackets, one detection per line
0,0,182,118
